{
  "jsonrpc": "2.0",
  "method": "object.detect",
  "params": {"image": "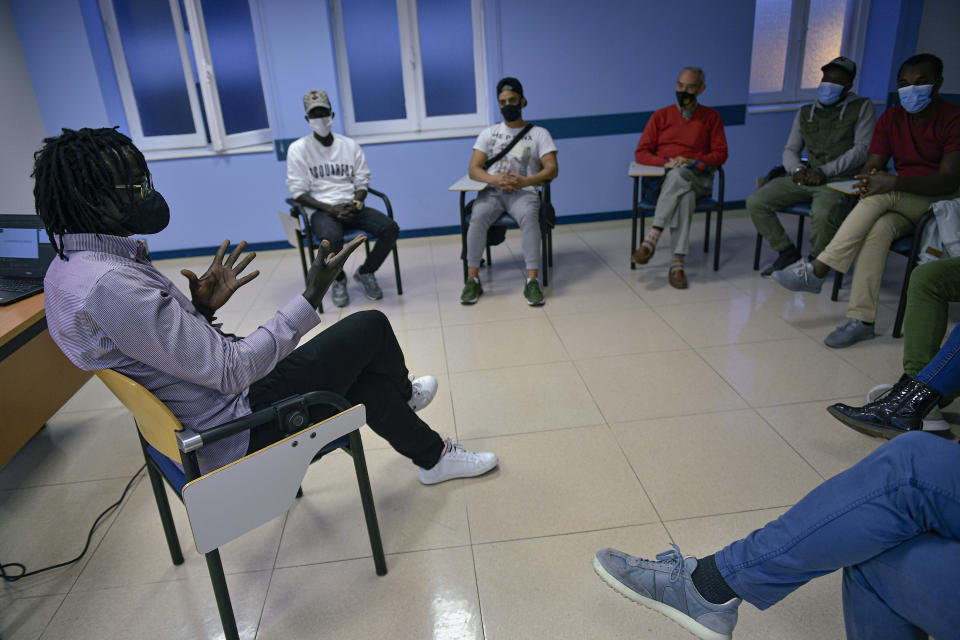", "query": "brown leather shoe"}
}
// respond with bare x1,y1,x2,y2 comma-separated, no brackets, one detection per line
631,241,655,264
668,264,688,289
